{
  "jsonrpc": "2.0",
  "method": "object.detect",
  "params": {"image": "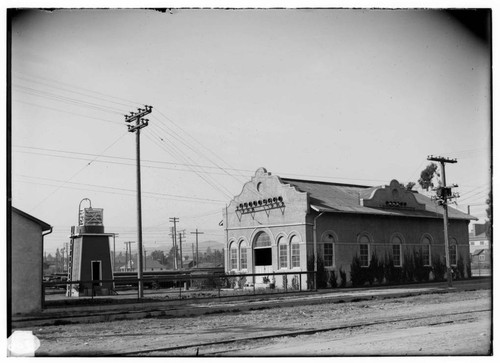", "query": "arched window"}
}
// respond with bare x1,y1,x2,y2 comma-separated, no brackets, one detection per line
391,235,403,267
254,232,271,247
290,235,300,268
254,231,272,266
322,232,336,267
278,236,288,269
359,234,370,267
449,238,458,266
239,241,247,270
421,235,432,266
229,242,238,270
